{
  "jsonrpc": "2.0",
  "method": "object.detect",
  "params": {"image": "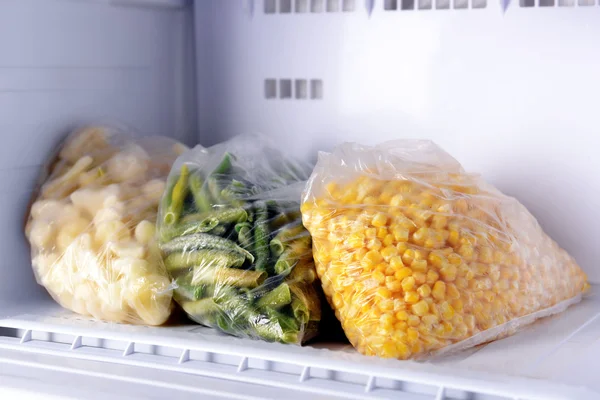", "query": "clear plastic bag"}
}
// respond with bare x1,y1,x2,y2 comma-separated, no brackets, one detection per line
25,126,187,325
157,135,322,344
301,140,589,360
